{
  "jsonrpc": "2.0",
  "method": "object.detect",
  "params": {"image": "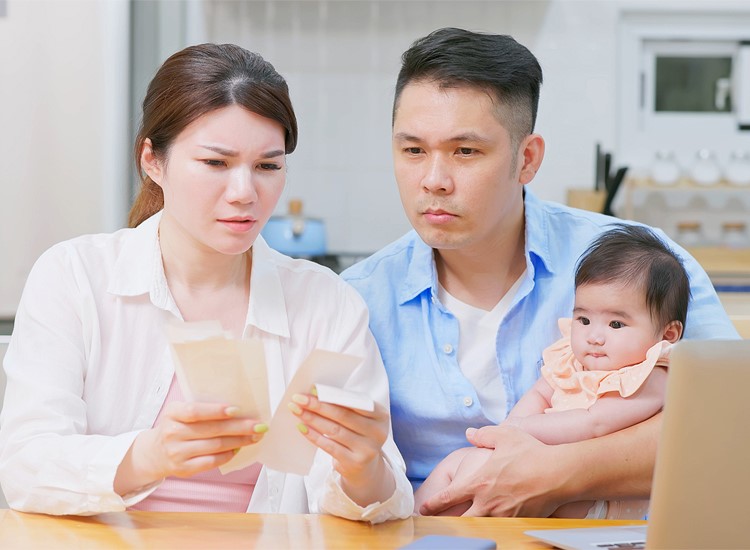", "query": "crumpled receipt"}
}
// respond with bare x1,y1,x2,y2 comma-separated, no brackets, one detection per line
166,320,372,475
